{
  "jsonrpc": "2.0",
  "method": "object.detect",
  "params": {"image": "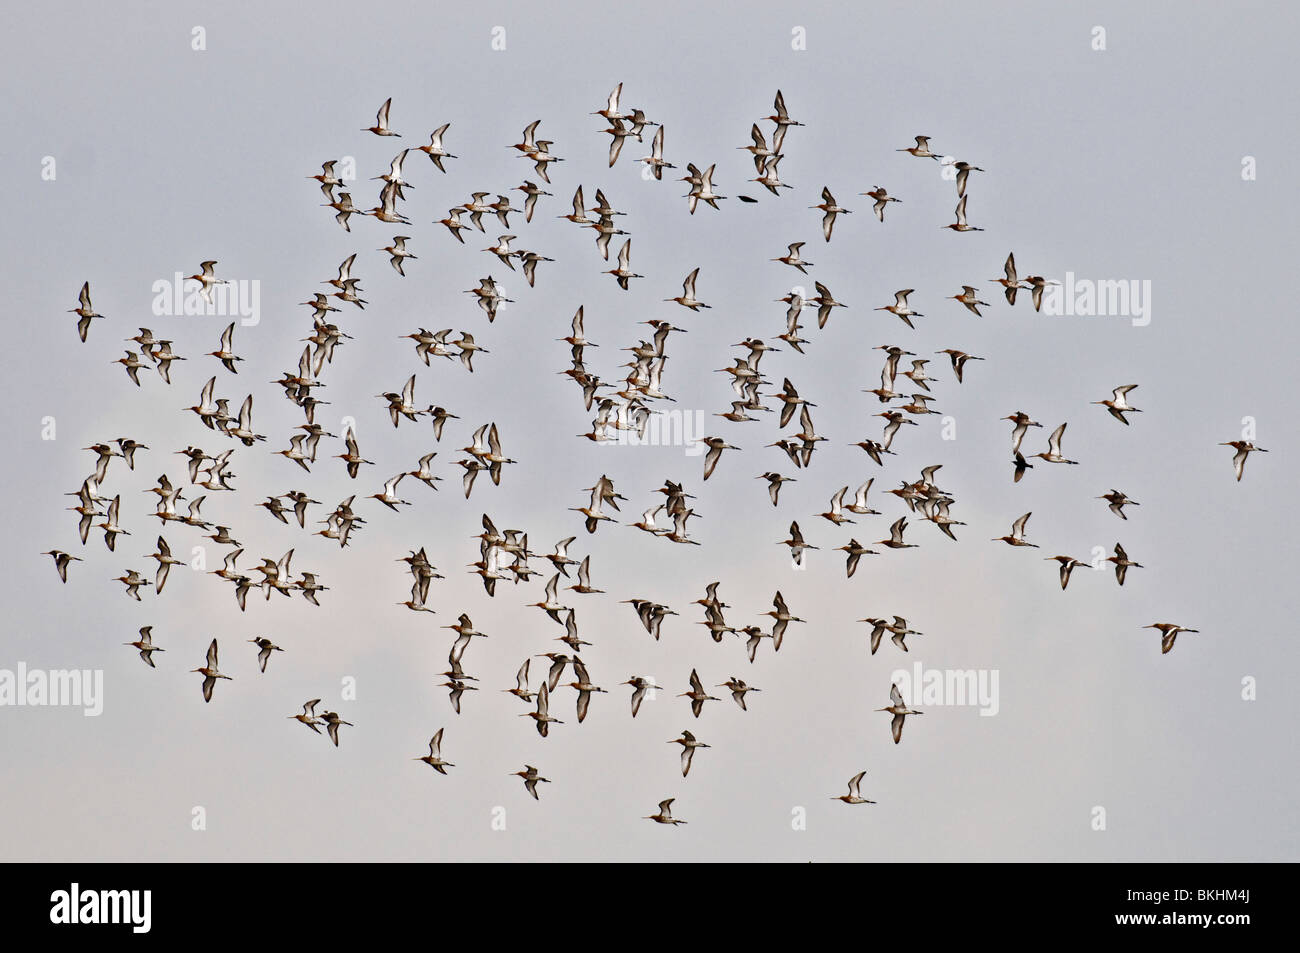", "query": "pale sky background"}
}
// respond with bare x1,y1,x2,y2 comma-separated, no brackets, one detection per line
2,1,1296,861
